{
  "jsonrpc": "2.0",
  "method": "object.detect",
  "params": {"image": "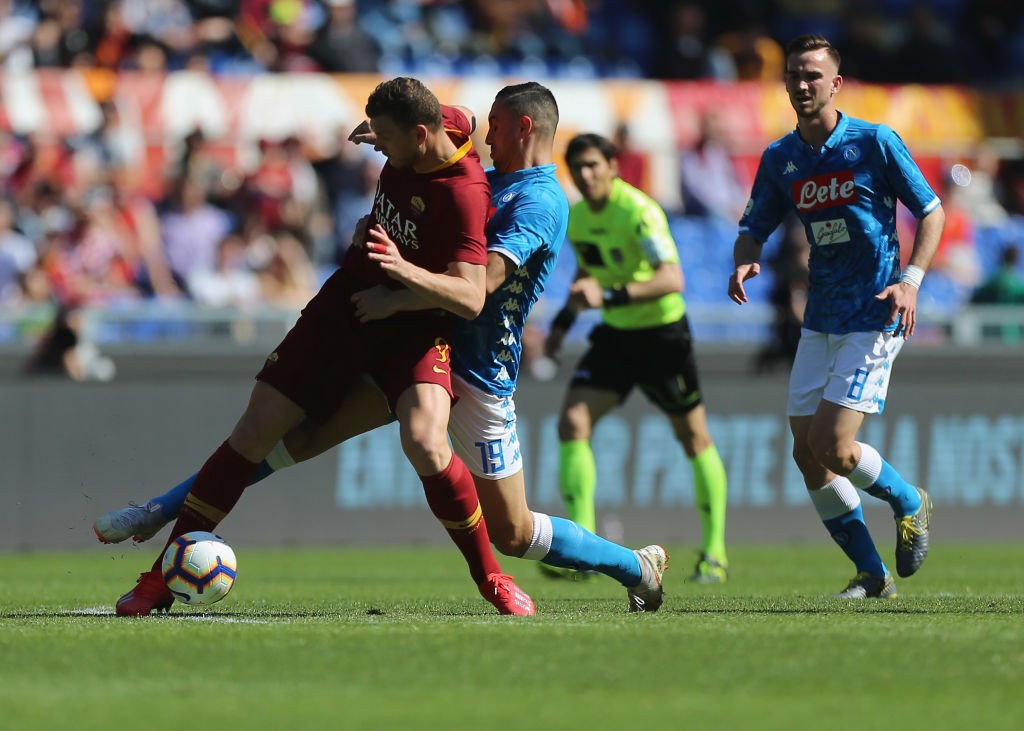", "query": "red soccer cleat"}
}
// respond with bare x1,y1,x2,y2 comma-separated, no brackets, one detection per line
478,573,535,616
116,569,174,616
